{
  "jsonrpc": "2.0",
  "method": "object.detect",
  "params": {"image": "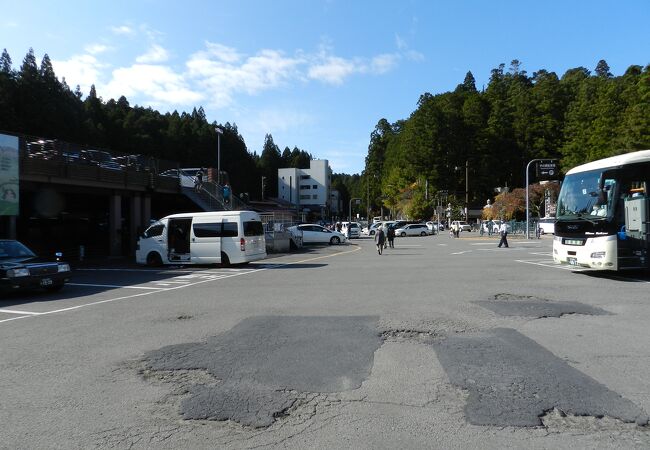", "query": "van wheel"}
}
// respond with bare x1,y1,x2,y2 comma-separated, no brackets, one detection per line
401,232,407,237
146,252,163,267
420,231,427,236
220,252,231,267
330,236,340,245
